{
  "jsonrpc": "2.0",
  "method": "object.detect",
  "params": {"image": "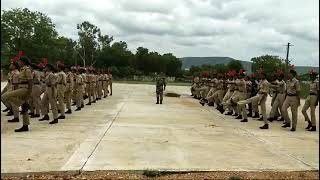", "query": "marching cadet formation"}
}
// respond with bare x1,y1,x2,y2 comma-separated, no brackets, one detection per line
1,55,113,132
191,68,319,132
